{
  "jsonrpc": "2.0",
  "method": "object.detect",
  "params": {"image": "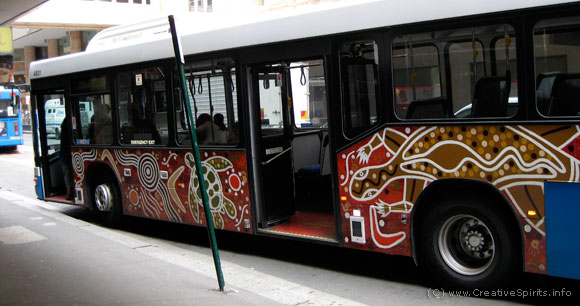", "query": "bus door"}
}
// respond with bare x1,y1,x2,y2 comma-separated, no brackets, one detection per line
34,91,69,201
253,66,295,227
